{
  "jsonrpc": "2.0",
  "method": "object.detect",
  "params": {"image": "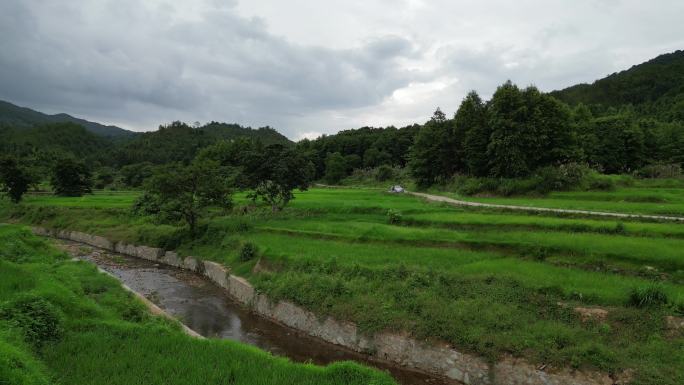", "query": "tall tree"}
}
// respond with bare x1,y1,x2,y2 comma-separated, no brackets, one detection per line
486,81,529,177
457,91,490,176
248,145,313,212
409,108,459,187
50,158,93,197
0,157,31,203
137,159,233,234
